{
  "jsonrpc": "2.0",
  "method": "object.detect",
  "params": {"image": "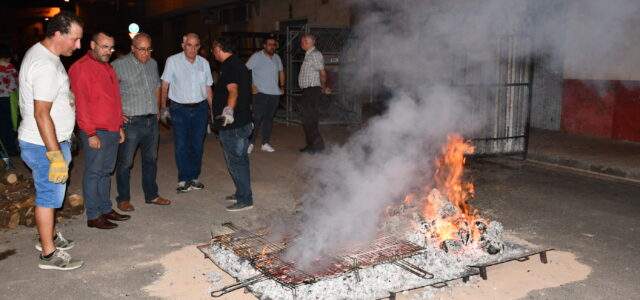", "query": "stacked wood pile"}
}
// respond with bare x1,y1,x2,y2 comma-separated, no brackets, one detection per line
0,160,84,229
